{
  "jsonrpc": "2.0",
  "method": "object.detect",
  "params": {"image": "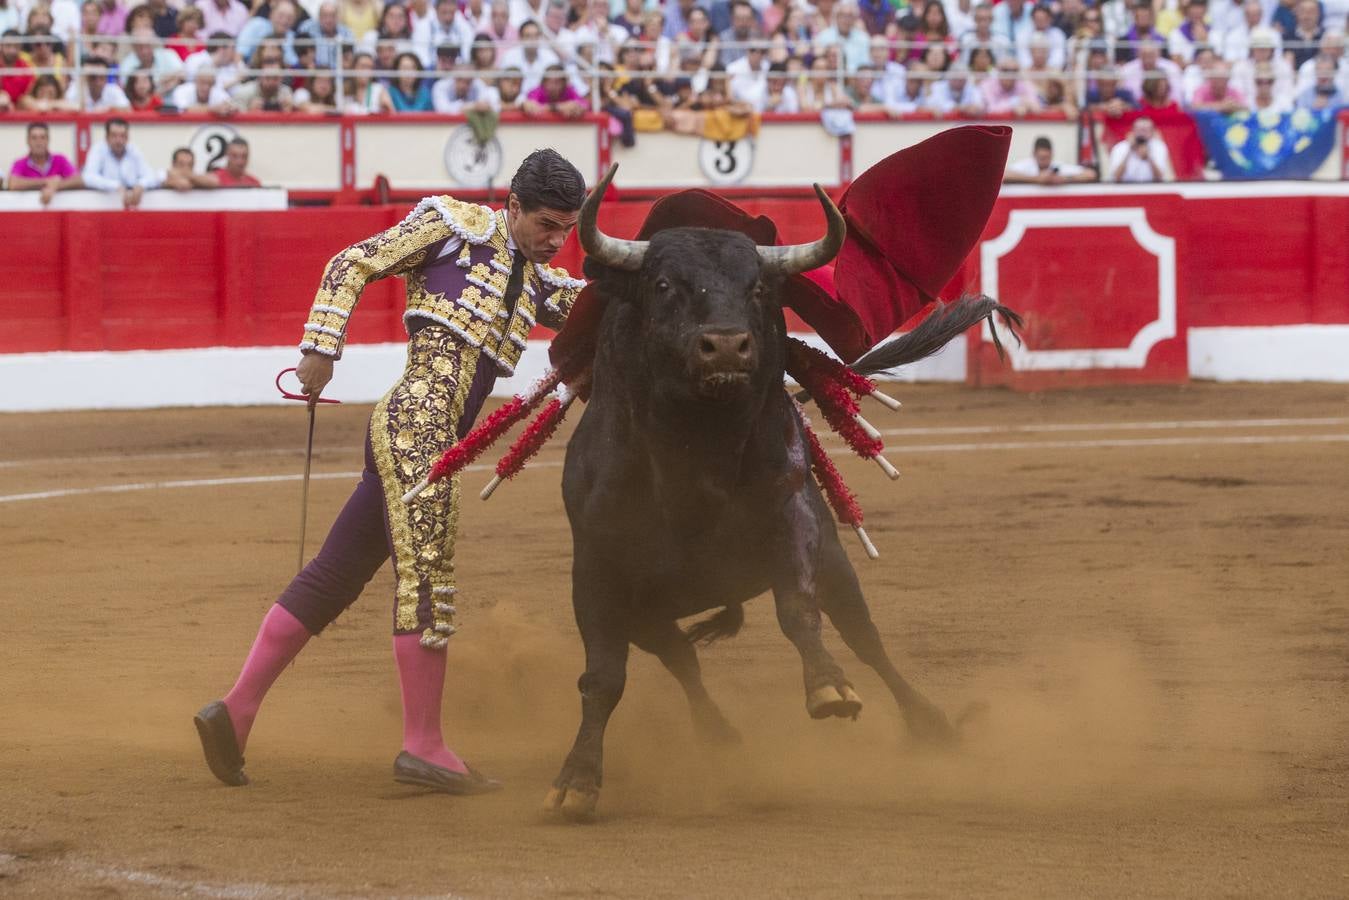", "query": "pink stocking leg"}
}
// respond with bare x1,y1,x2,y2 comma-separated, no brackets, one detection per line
221,604,312,751
394,634,468,774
